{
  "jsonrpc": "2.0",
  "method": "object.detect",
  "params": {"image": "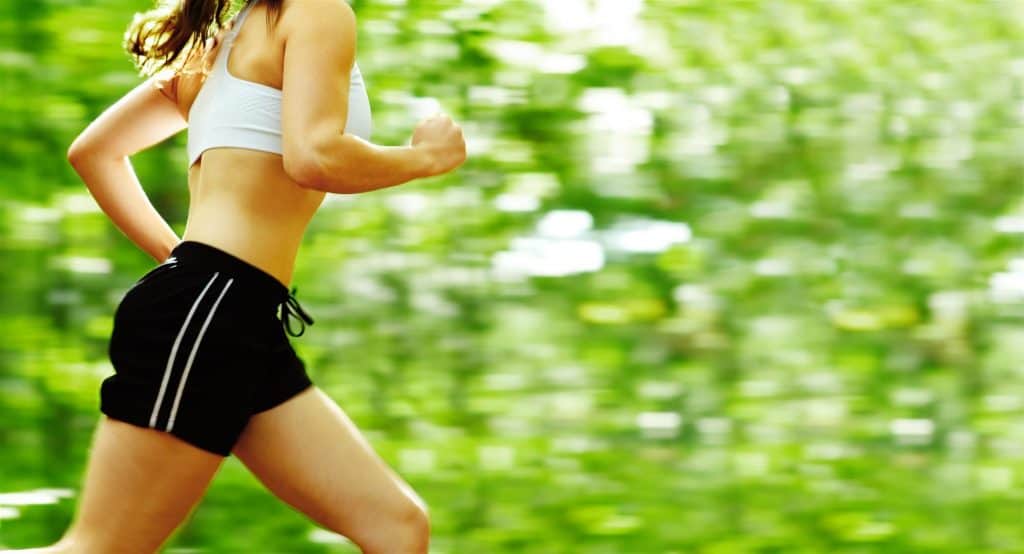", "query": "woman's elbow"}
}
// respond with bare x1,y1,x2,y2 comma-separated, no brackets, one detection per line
283,141,356,193
283,151,327,190
66,138,118,170
66,139,91,168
